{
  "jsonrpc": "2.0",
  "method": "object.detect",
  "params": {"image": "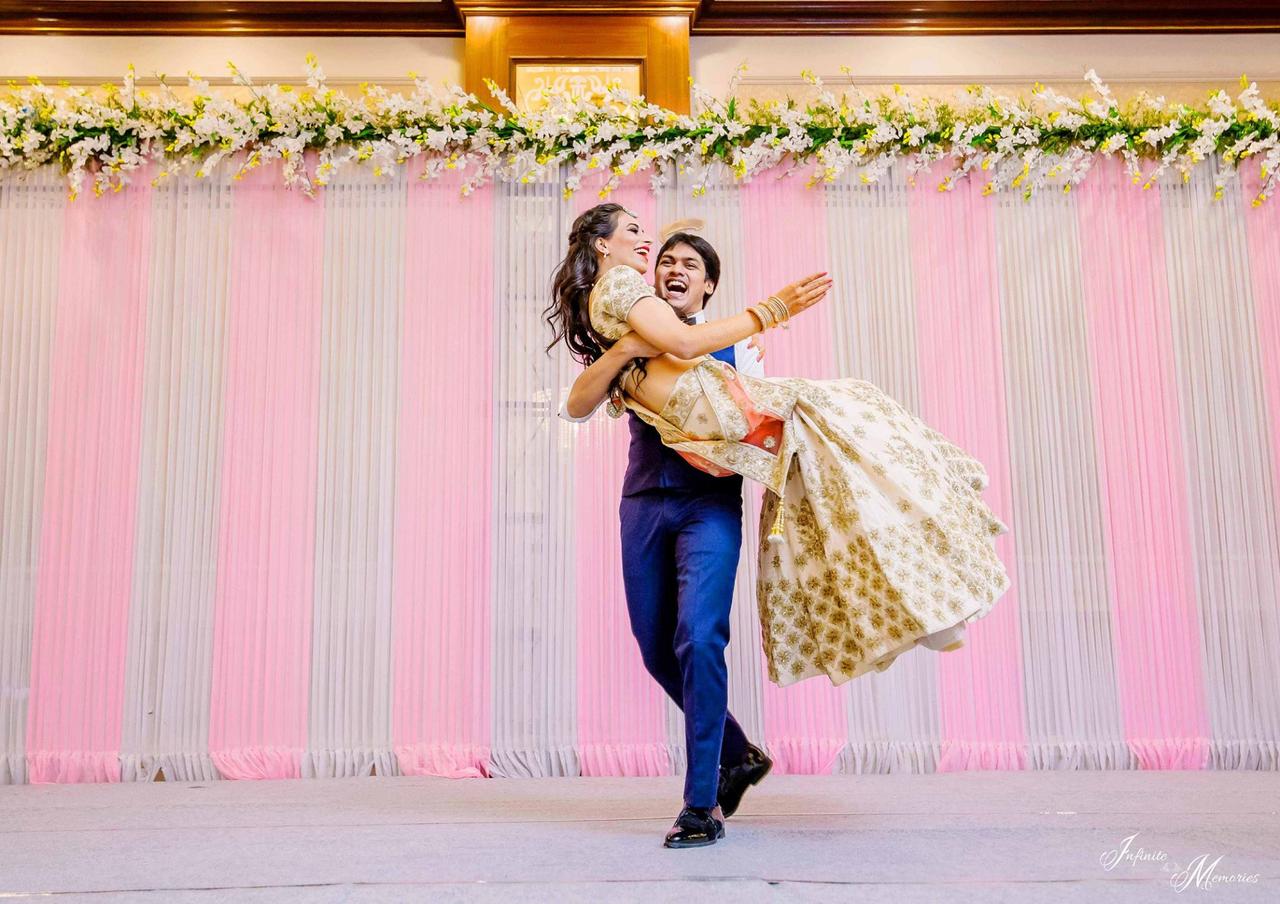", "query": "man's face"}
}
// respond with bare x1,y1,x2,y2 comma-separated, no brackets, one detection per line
654,241,716,319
